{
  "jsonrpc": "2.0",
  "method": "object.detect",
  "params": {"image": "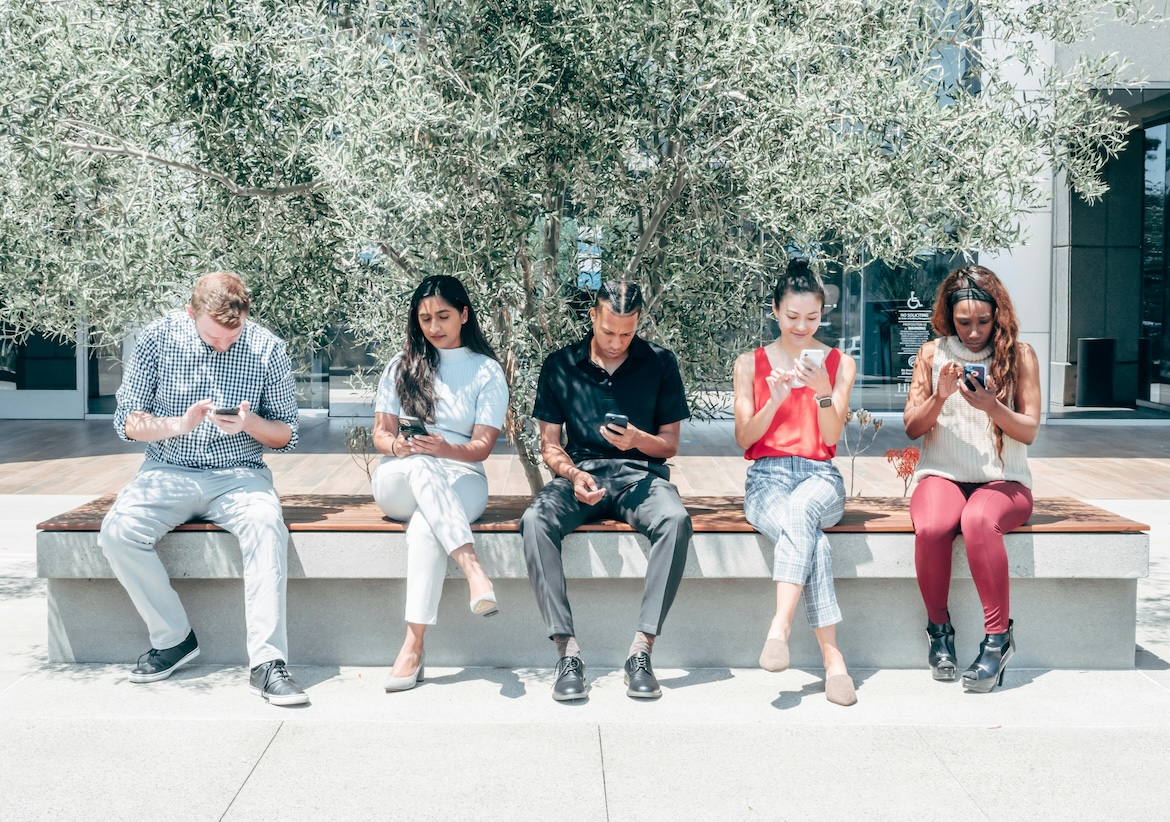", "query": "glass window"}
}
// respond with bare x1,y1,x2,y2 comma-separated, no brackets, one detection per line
854,252,967,411
1141,122,1169,404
